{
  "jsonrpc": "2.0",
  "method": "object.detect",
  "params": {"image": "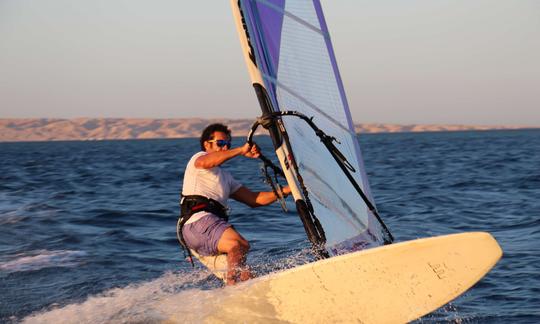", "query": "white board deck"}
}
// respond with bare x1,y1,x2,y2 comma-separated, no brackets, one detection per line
190,249,228,282
196,232,502,323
